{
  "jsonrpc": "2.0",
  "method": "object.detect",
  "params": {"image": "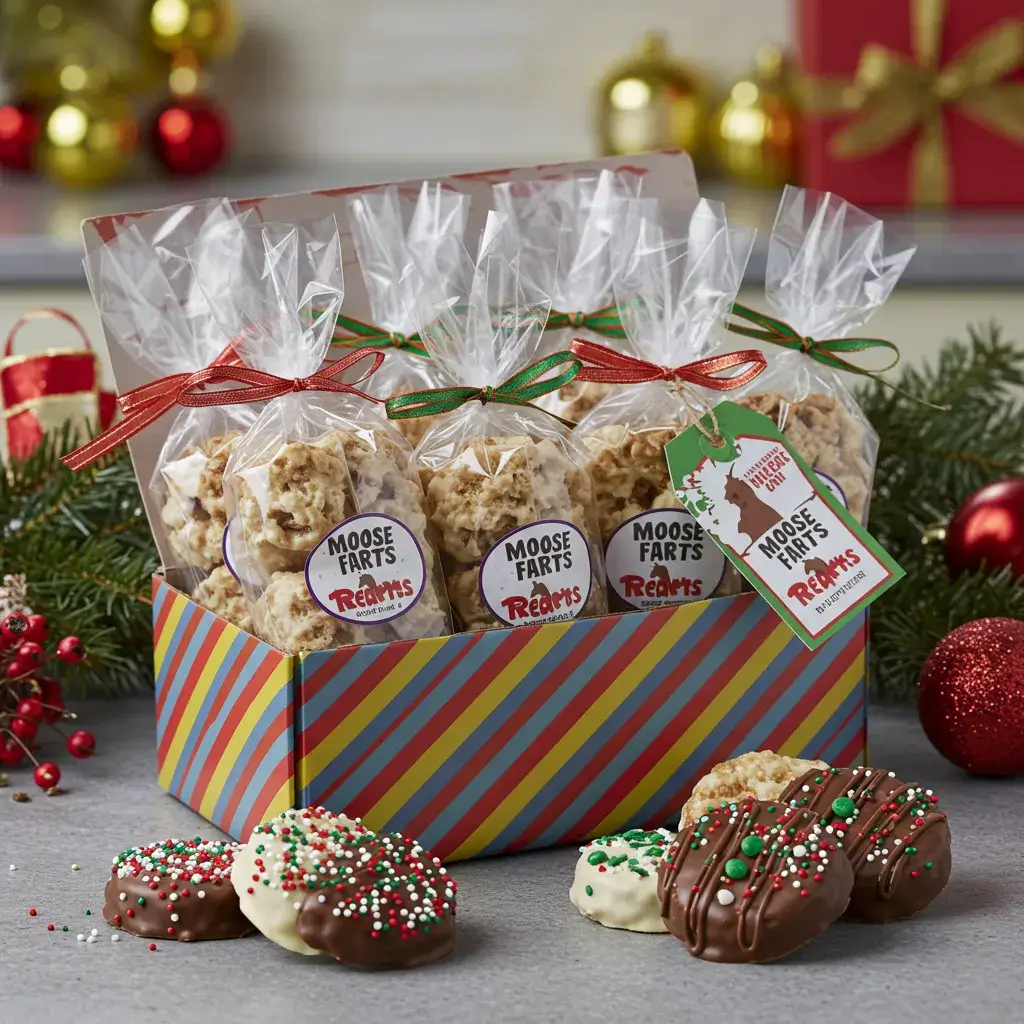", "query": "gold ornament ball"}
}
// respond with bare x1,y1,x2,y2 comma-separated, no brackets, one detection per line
144,0,239,60
711,45,800,189
38,94,138,188
595,32,708,161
